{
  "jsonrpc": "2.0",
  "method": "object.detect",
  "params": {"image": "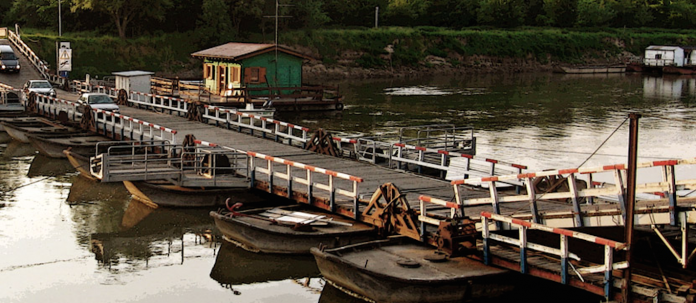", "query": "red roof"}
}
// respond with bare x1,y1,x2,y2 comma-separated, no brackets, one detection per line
191,42,313,60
